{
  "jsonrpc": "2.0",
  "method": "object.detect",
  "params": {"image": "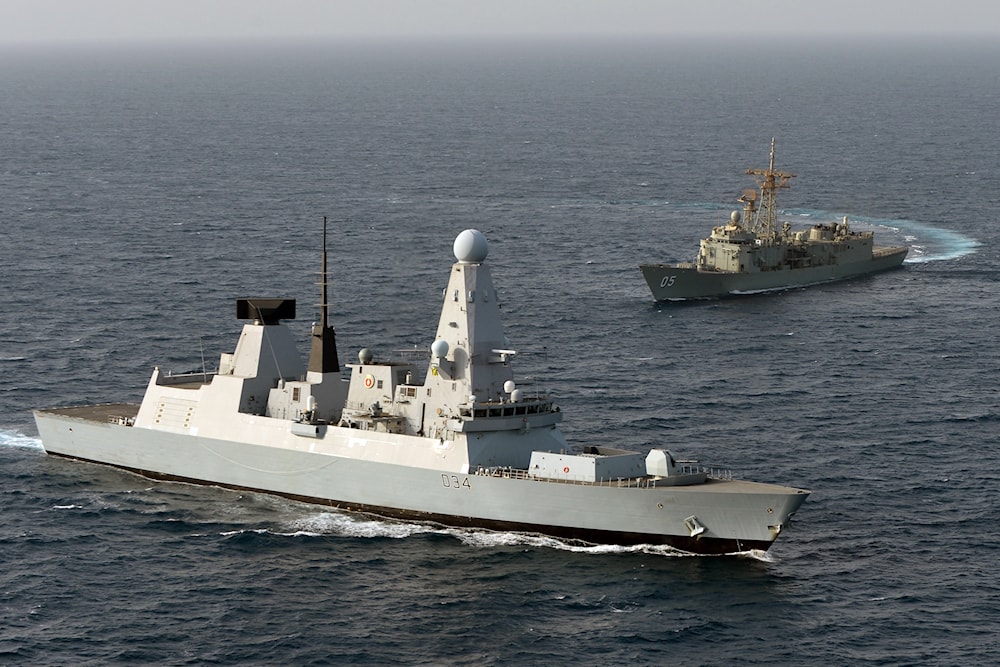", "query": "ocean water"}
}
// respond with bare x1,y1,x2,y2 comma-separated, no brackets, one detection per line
2,37,999,665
